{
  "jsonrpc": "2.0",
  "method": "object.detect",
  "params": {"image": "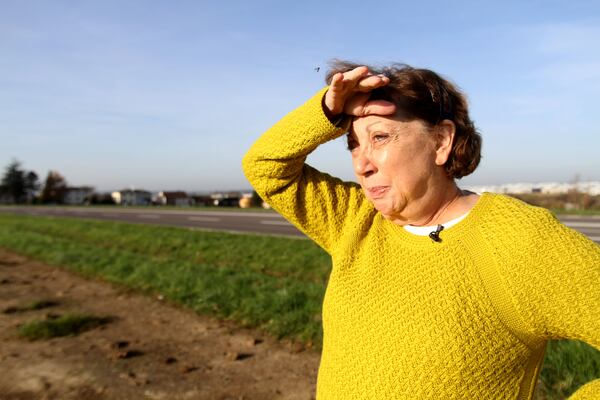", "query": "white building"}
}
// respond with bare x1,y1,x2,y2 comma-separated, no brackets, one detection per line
464,181,600,195
156,191,194,206
63,187,94,205
111,189,152,206
210,191,242,207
